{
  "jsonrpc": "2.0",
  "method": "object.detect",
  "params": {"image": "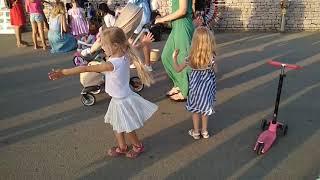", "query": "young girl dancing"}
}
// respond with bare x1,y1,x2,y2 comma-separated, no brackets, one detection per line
172,26,217,139
68,0,88,36
48,27,158,158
